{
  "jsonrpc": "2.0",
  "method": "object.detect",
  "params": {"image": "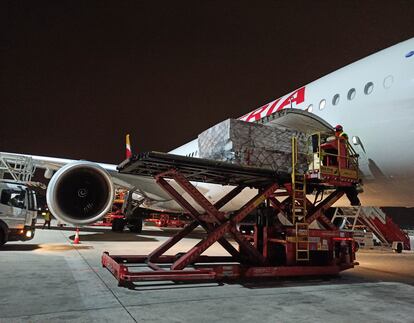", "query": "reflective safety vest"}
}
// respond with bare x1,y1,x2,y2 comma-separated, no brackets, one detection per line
44,211,51,221
340,132,348,140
